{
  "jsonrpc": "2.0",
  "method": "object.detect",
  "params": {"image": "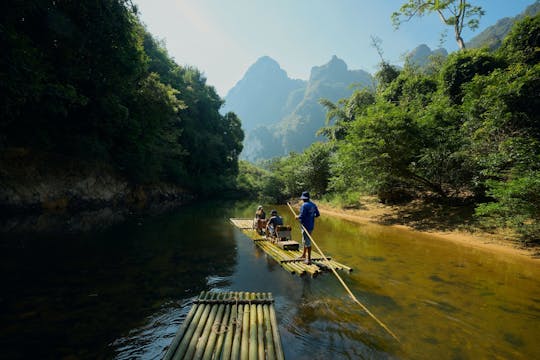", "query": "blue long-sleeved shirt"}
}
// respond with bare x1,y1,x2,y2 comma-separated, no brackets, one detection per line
298,201,320,232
